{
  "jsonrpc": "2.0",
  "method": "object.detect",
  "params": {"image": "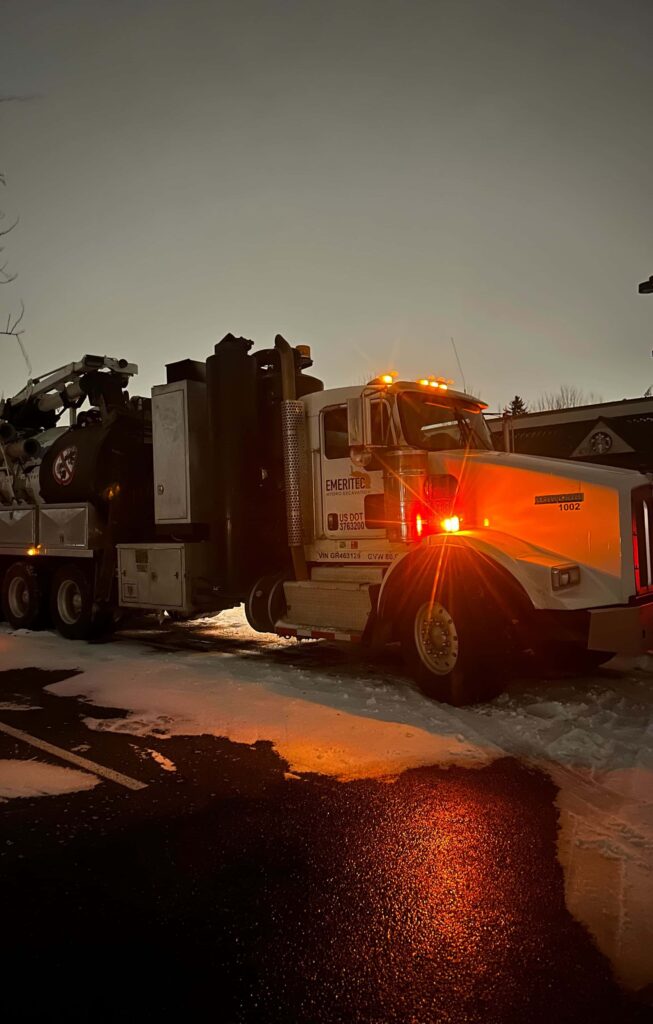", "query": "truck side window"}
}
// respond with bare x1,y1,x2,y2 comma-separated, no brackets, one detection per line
323,406,350,460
